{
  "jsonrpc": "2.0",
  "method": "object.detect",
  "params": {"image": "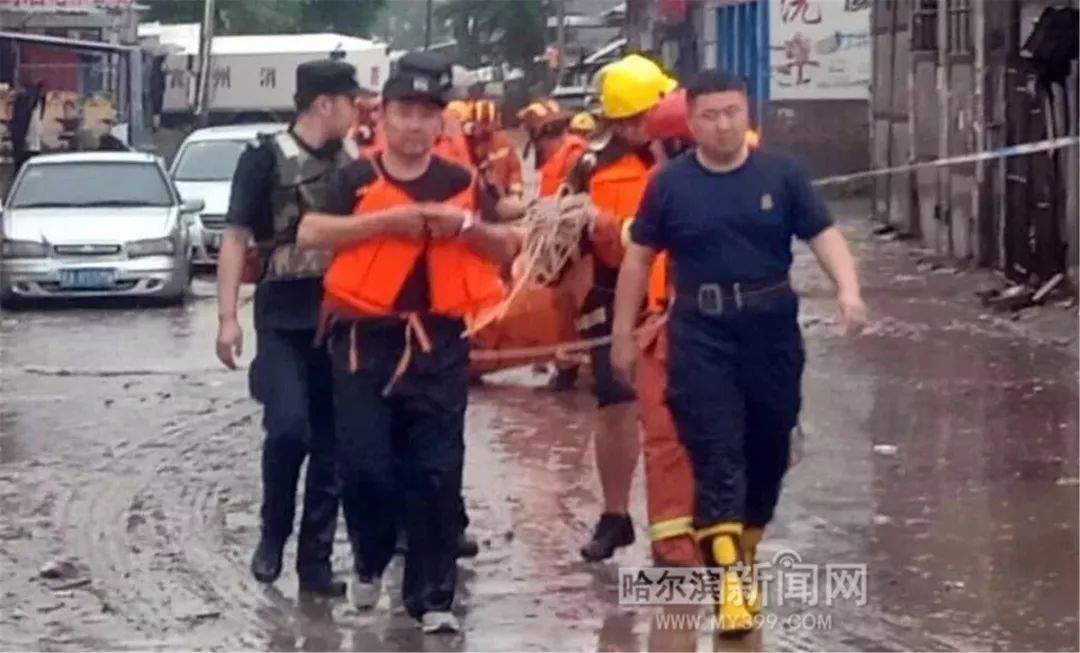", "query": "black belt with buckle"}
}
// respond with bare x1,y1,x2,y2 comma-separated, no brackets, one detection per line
672,278,791,316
